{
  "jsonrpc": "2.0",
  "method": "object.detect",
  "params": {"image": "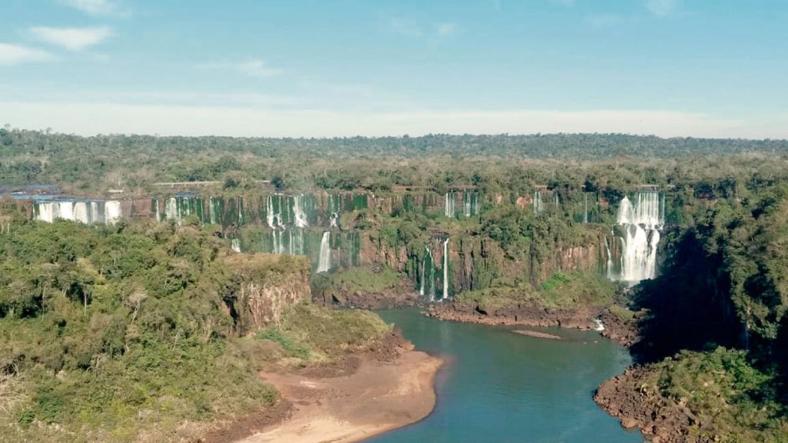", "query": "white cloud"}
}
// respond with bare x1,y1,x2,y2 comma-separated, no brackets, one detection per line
1,101,783,139
31,26,112,51
59,0,124,16
200,59,283,79
0,43,54,66
646,0,680,16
